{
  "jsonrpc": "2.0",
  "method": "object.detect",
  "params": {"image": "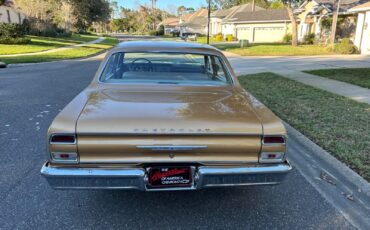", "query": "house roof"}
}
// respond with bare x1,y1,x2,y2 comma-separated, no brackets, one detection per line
223,3,266,22
182,16,208,28
211,6,238,18
299,0,368,13
180,13,192,22
224,9,290,23
159,17,180,26
349,1,370,11
180,8,208,27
